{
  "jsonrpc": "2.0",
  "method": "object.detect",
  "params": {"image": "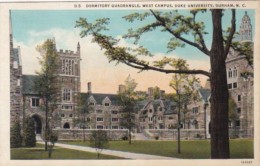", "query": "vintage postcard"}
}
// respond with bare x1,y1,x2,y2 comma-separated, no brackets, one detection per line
0,0,259,166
